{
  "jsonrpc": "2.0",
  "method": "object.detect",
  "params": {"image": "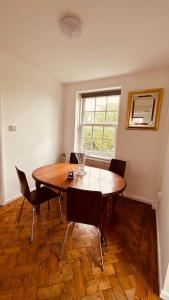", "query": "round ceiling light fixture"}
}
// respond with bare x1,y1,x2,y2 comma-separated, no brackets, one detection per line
59,15,82,38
